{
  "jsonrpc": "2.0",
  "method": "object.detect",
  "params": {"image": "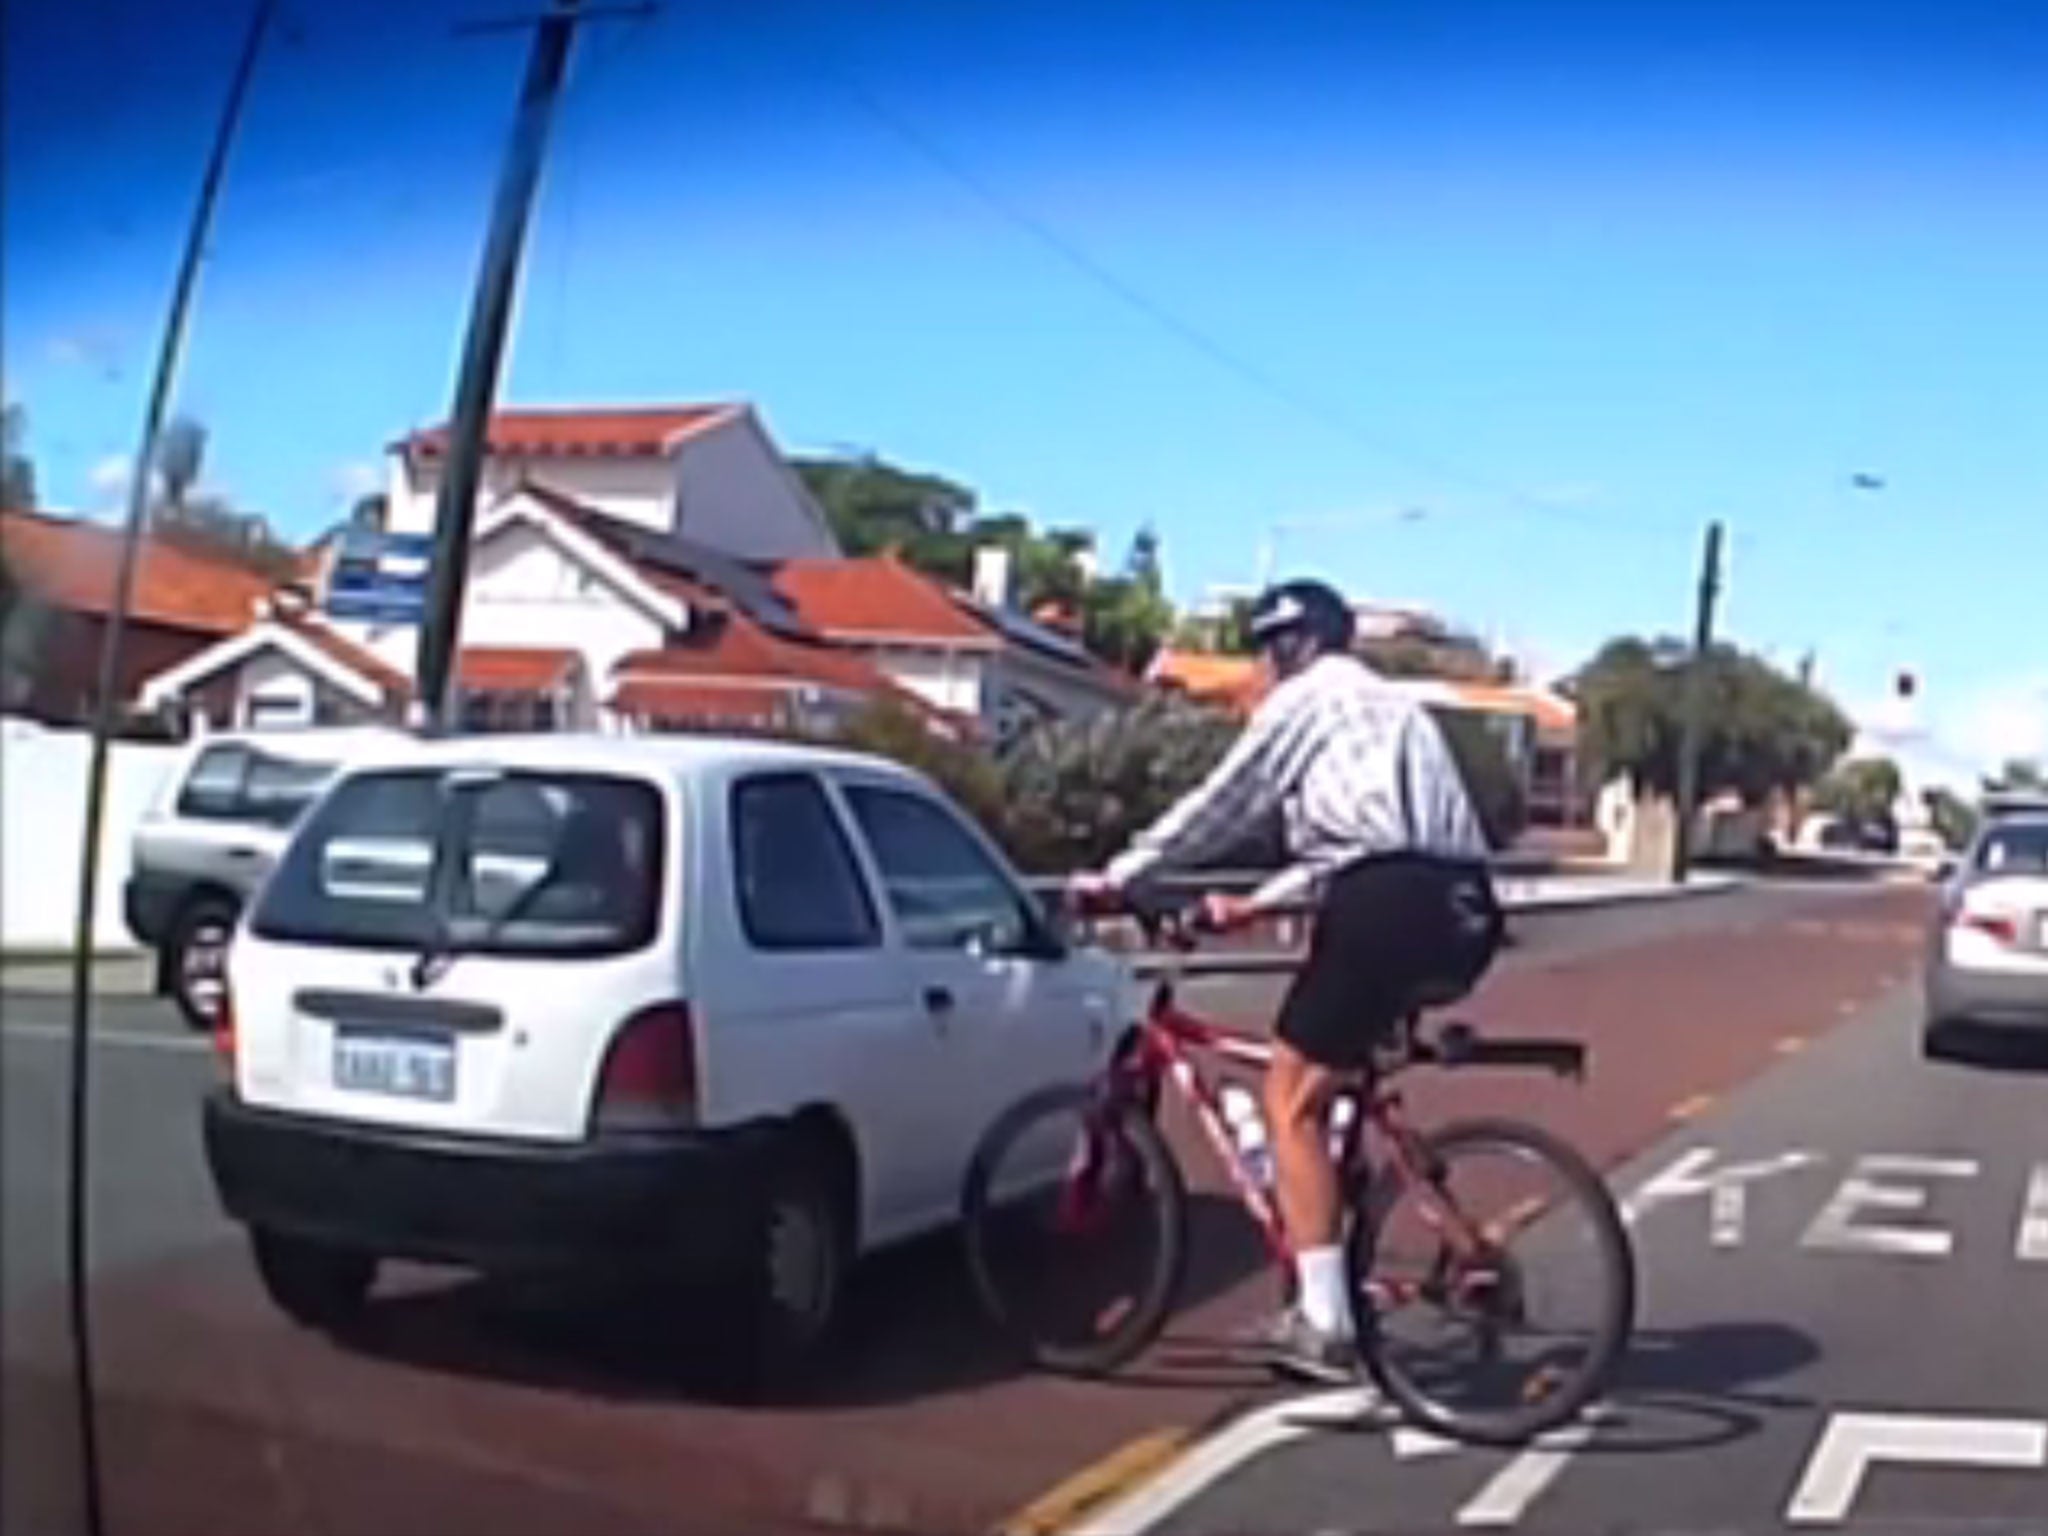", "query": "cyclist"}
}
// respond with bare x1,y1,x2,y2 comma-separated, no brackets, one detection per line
1073,577,1505,1381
